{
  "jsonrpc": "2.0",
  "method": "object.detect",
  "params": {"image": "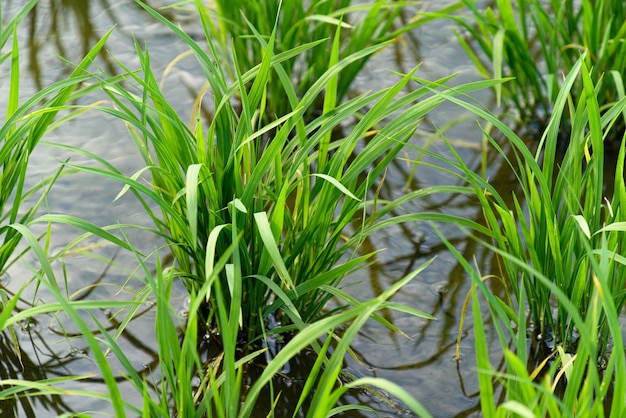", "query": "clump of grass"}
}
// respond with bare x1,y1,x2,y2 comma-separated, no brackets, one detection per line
425,58,626,412
1,222,436,416
114,230,436,417
62,1,495,347
193,0,462,119
458,239,626,417
452,0,626,134
0,0,74,277
0,2,155,413
0,0,498,414
0,0,121,285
